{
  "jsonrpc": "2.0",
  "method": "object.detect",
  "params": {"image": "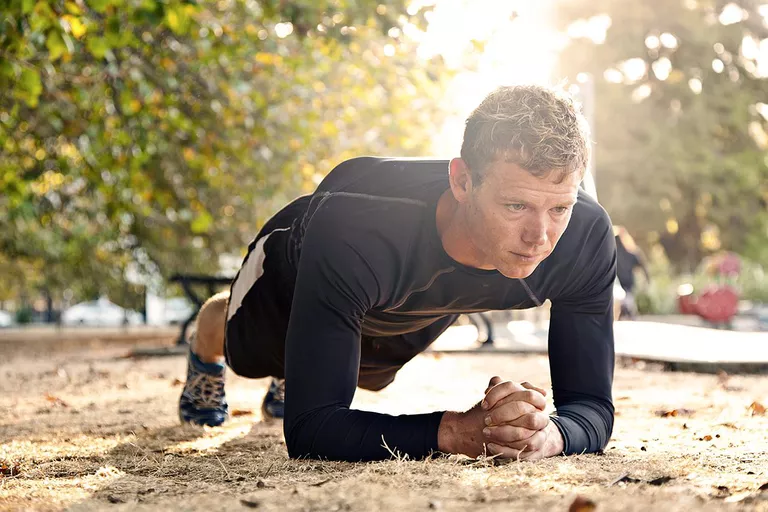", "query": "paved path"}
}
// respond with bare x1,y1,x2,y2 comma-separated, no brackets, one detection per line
431,320,768,369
